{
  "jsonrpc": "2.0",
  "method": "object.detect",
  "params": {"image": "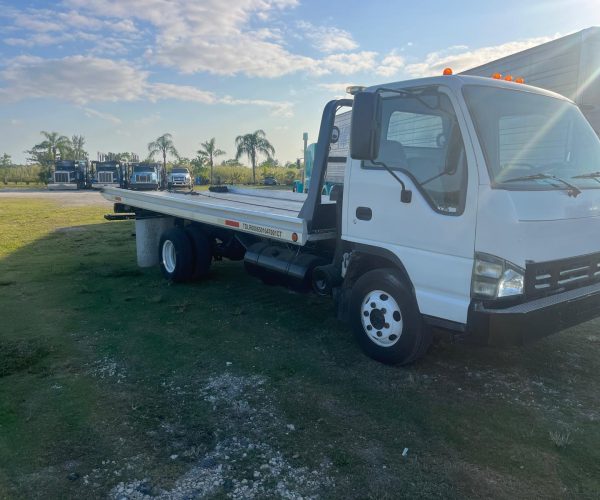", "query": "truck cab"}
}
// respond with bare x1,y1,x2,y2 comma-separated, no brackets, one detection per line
167,167,193,190
92,161,121,189
48,160,88,190
129,163,162,191
341,74,600,355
